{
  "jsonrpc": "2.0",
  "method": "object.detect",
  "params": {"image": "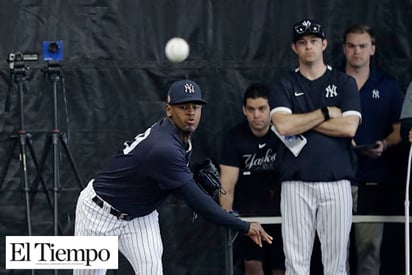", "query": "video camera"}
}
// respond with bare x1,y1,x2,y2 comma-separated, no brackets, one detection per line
7,52,39,70
6,40,63,75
